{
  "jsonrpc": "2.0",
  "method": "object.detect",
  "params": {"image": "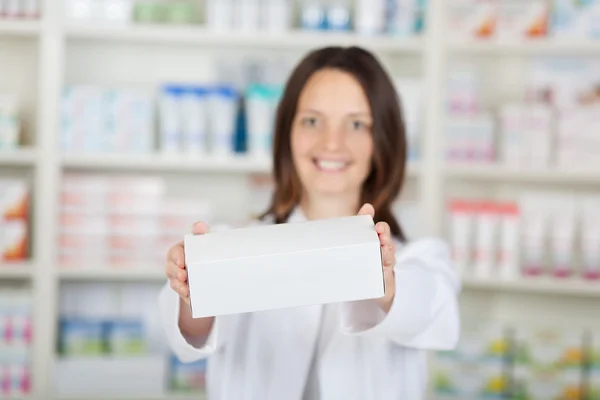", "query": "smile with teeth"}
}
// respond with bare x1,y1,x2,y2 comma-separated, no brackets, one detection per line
314,159,349,172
